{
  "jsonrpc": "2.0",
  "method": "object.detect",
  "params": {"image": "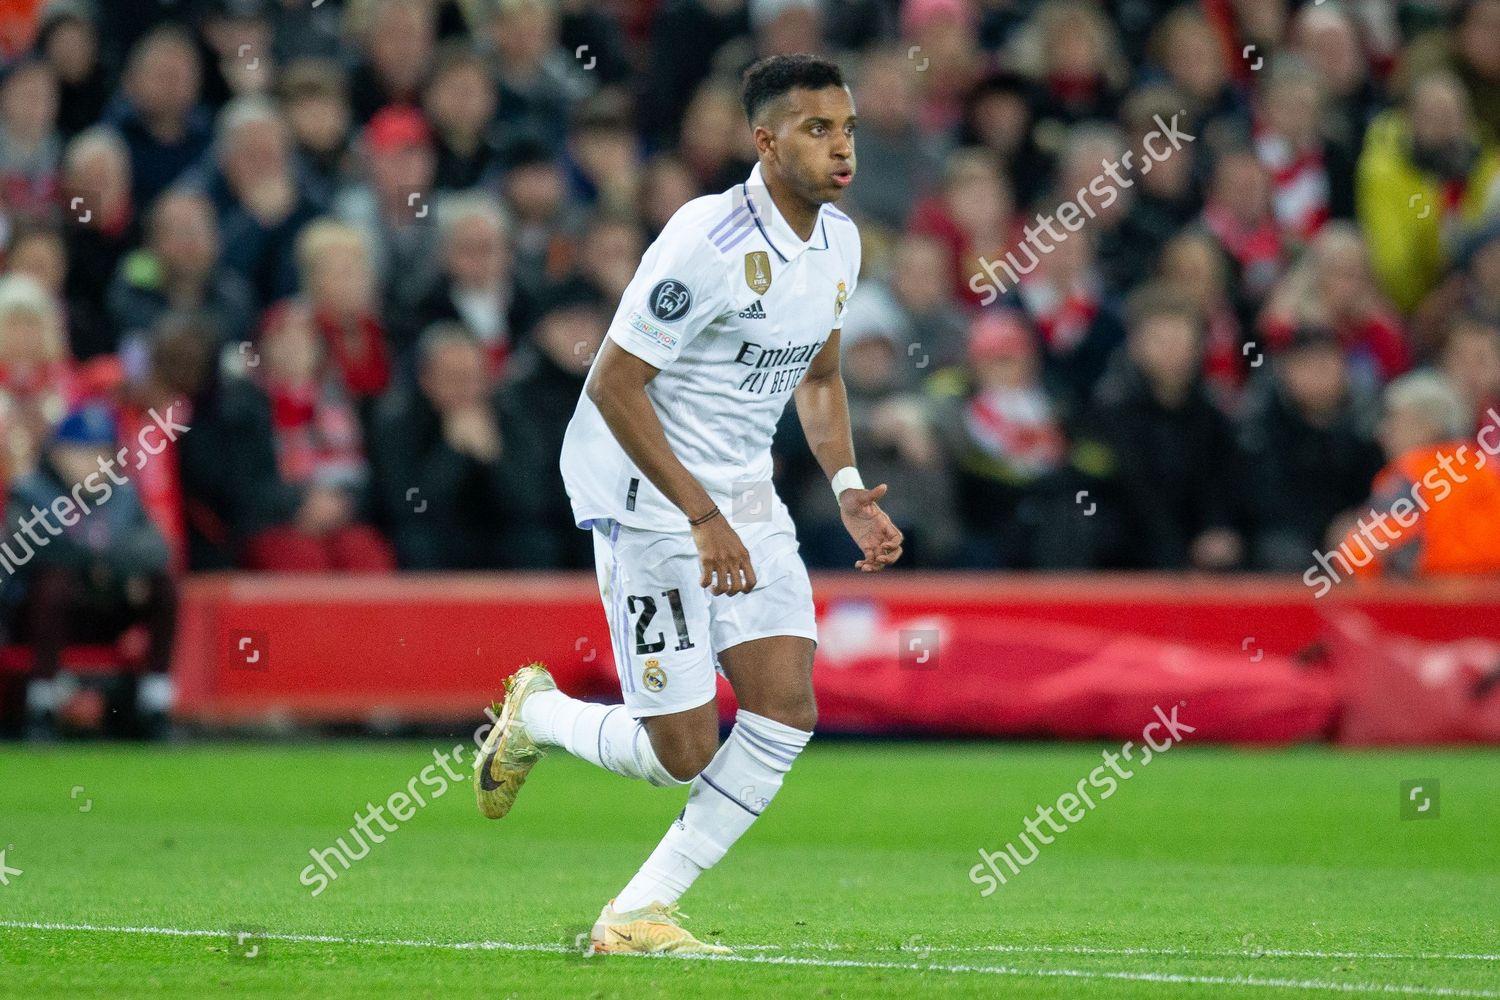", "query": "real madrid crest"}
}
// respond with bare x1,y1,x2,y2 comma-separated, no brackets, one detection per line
643,660,667,692
834,279,848,319
744,251,772,295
